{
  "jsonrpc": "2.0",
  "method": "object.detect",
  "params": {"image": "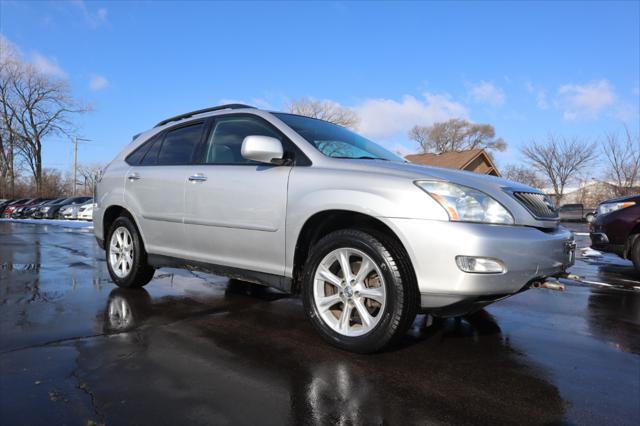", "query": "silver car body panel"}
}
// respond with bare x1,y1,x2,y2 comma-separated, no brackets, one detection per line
95,107,573,310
